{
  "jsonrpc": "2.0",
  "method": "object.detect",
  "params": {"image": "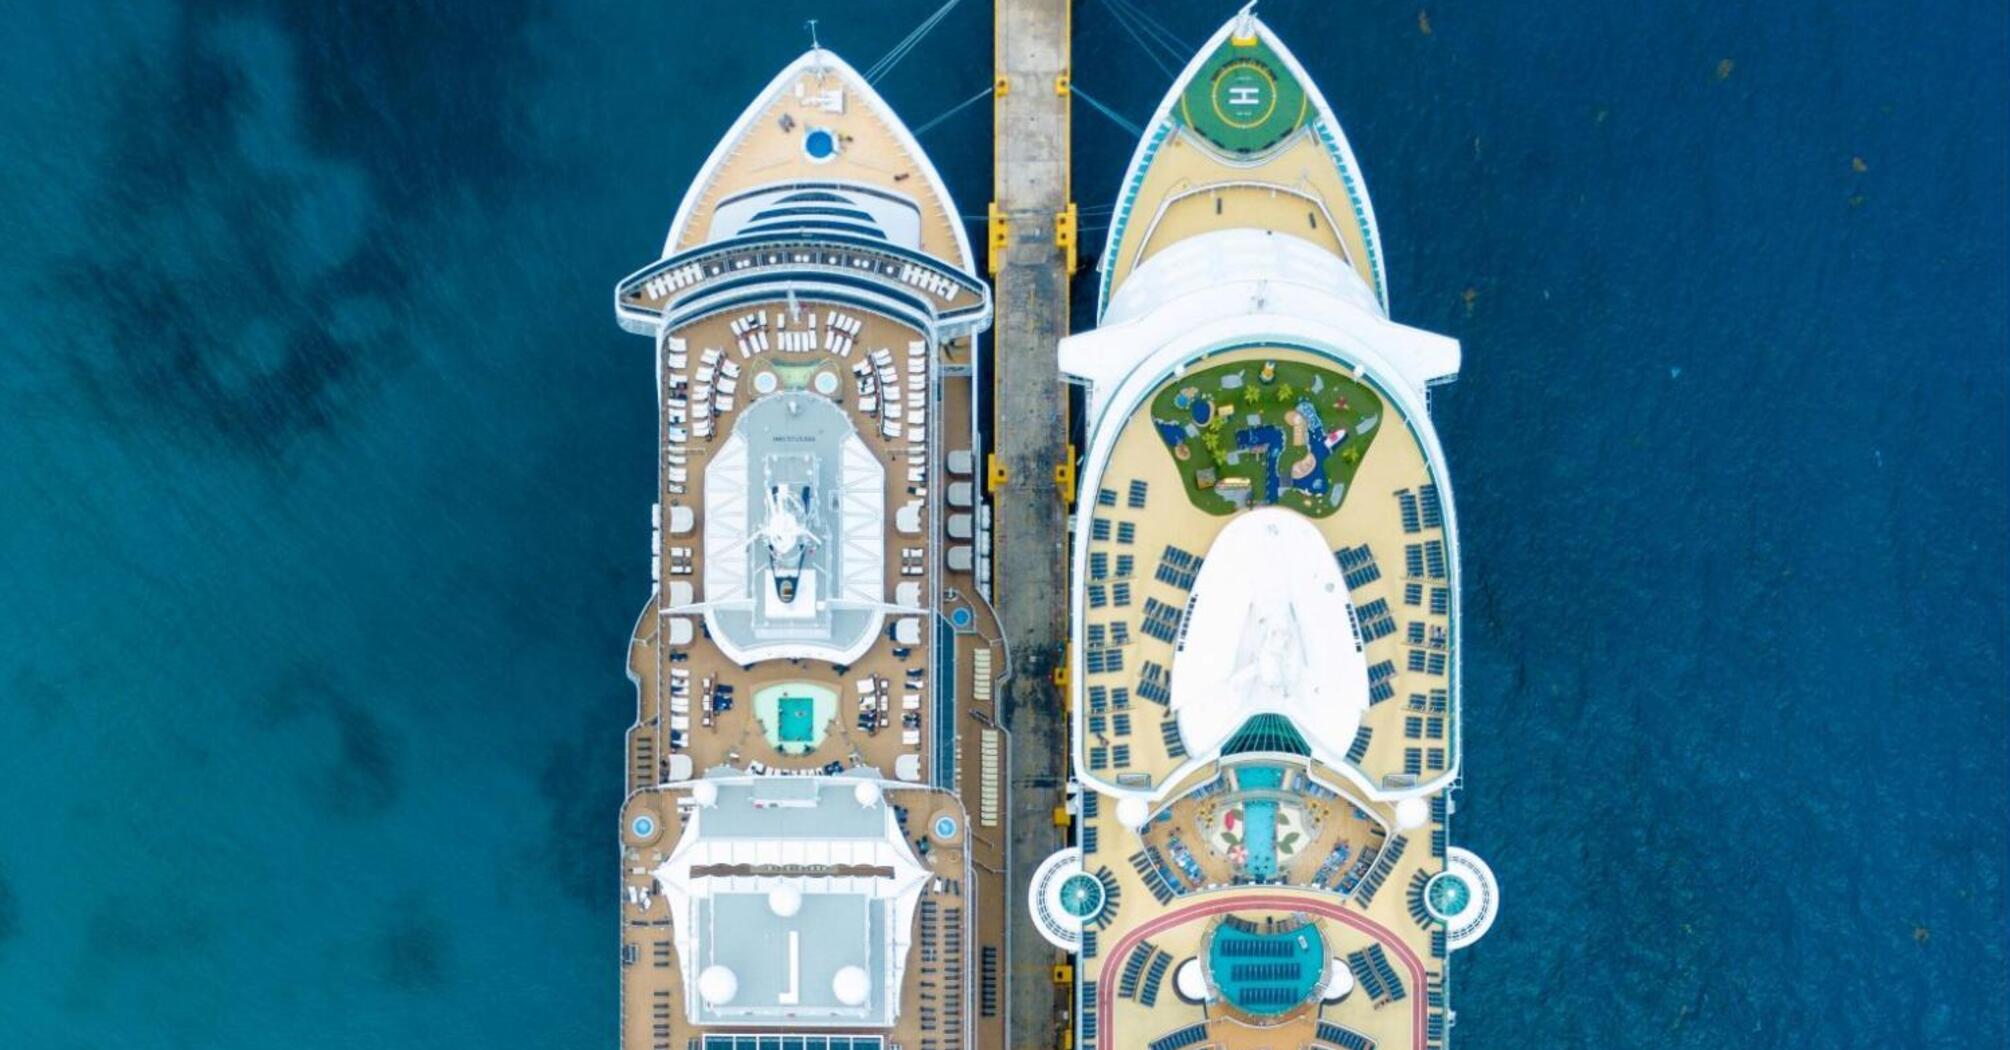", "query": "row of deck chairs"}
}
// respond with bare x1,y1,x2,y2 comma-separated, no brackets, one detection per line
854,672,929,749
665,671,728,749
898,261,959,299
666,668,694,749
730,308,869,359
660,337,732,466
667,345,741,439
854,340,930,442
